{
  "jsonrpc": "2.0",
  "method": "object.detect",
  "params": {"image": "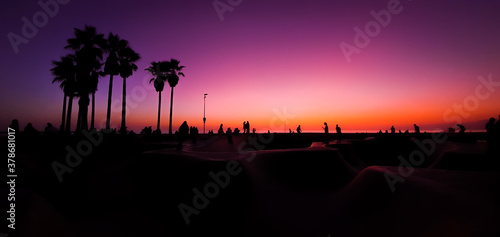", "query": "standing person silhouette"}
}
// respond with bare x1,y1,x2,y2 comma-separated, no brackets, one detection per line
226,127,233,144
414,124,420,134
243,121,247,134
218,124,224,135
178,121,189,150
391,126,395,134
457,124,466,134
9,119,19,132
336,124,342,143
246,121,250,134
322,122,329,144
296,125,302,134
